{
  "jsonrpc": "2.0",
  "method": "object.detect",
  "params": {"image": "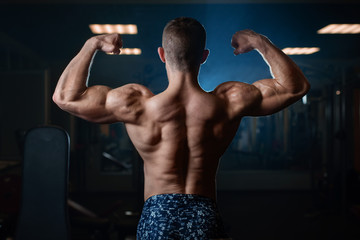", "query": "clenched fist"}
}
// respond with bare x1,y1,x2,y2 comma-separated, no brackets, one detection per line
231,30,263,55
87,34,123,55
